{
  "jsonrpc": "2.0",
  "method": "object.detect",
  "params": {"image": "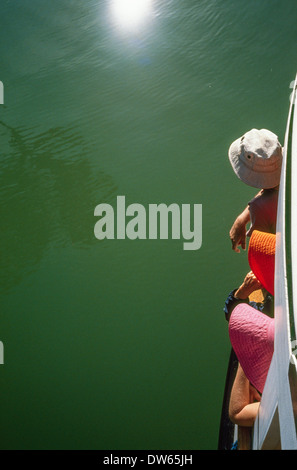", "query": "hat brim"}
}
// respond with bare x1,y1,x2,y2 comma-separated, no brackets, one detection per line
229,303,274,393
248,230,275,296
228,138,282,189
